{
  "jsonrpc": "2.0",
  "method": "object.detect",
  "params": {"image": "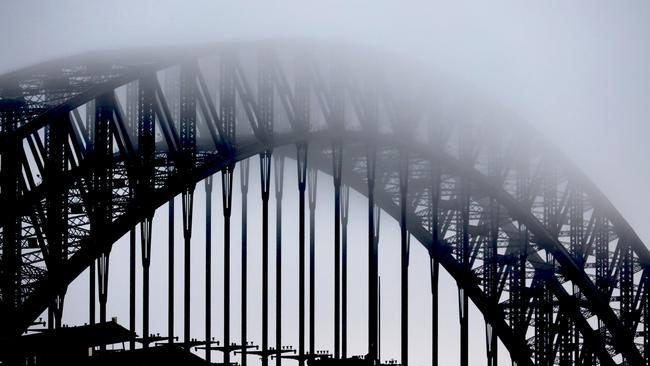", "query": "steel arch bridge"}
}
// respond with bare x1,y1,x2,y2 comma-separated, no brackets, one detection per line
0,41,648,366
